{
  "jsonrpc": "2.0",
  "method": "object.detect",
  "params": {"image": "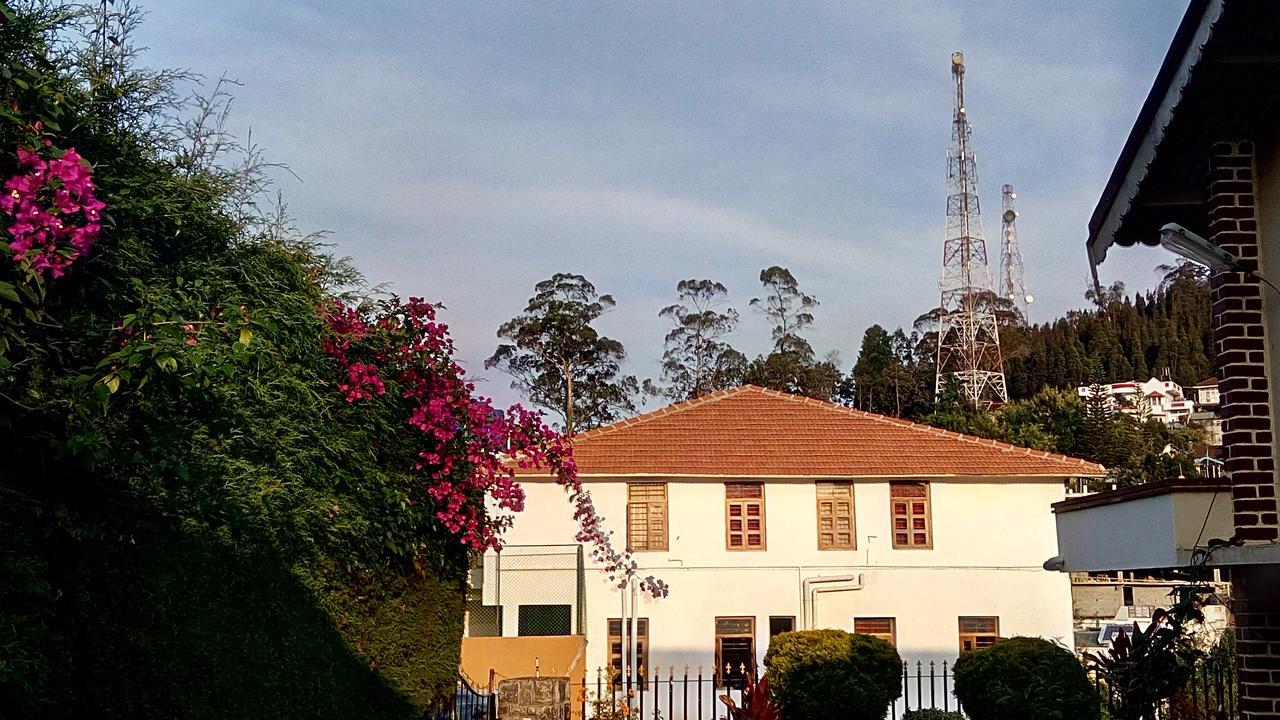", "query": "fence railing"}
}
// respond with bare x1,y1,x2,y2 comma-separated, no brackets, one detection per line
582,661,961,720
437,654,1239,720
